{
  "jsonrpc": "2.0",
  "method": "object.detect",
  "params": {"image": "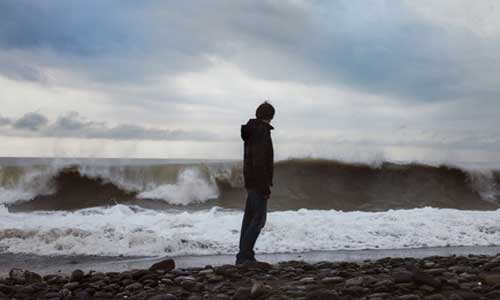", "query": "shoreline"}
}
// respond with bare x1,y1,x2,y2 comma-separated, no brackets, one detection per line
2,246,500,276
2,248,500,299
